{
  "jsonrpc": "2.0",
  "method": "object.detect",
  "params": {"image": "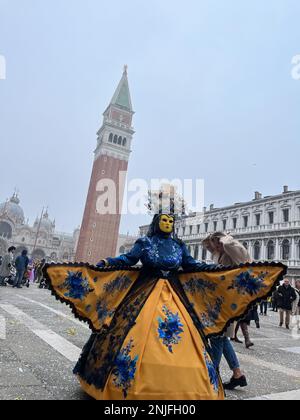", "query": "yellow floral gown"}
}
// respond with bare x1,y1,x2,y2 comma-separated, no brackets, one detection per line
44,235,286,400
